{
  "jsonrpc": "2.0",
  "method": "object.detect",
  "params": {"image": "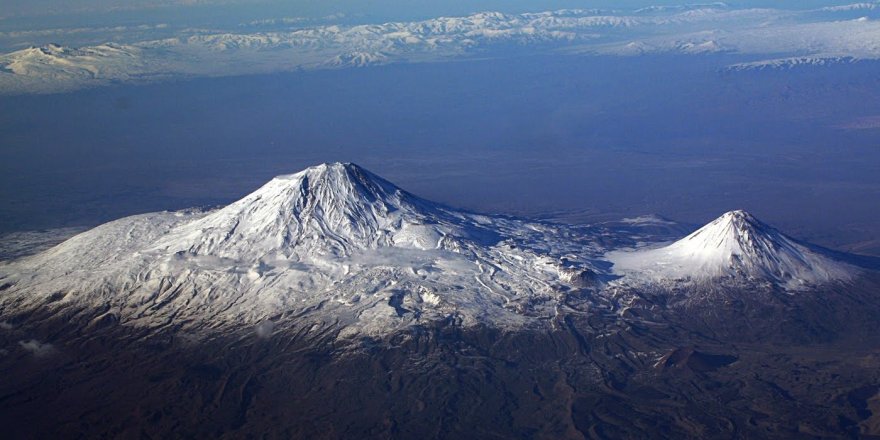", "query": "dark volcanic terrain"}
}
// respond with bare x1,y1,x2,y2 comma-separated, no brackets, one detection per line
3,275,880,439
